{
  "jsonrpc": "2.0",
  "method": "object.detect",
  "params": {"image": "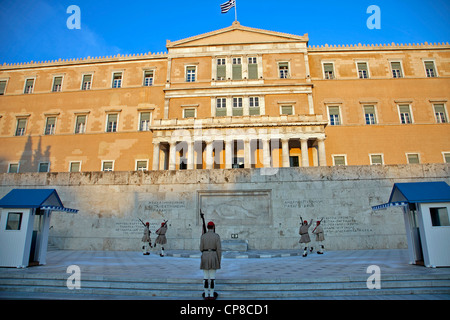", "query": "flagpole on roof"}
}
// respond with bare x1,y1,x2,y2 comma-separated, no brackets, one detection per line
235,0,237,21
